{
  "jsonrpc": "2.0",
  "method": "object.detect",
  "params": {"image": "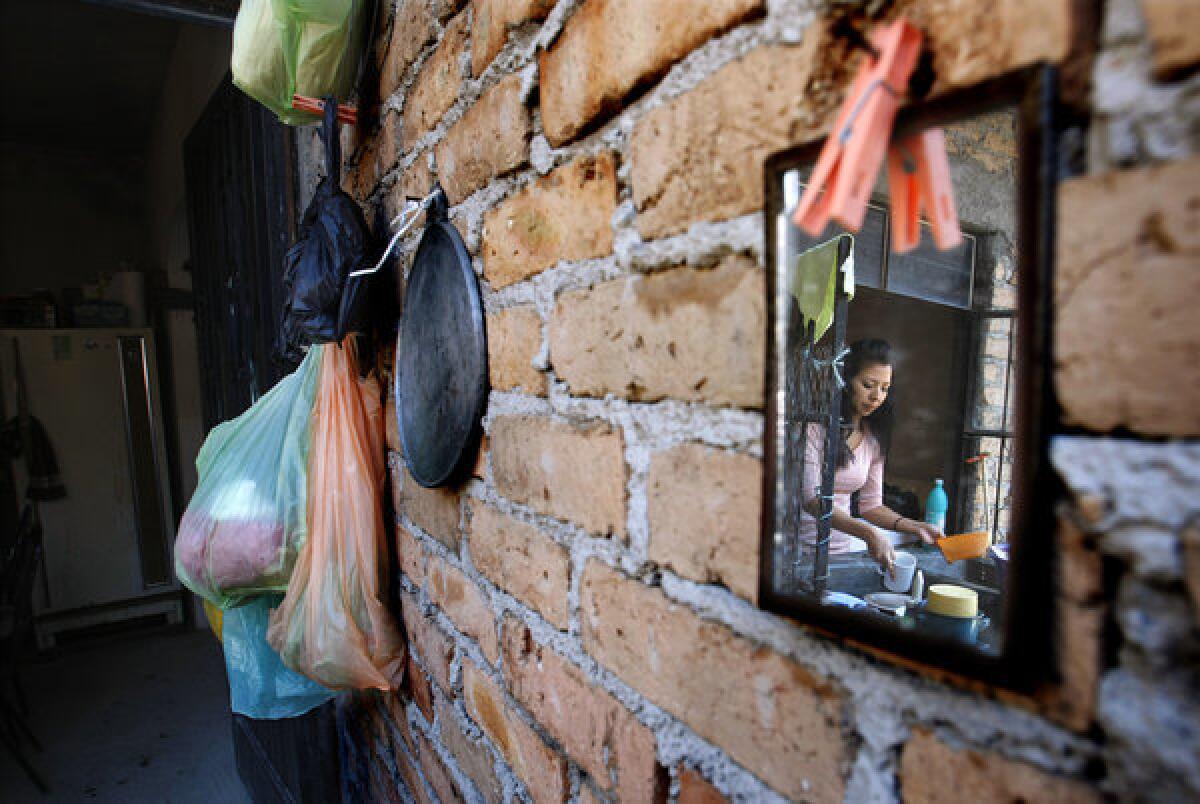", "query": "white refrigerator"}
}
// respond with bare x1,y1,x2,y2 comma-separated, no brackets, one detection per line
0,329,182,648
